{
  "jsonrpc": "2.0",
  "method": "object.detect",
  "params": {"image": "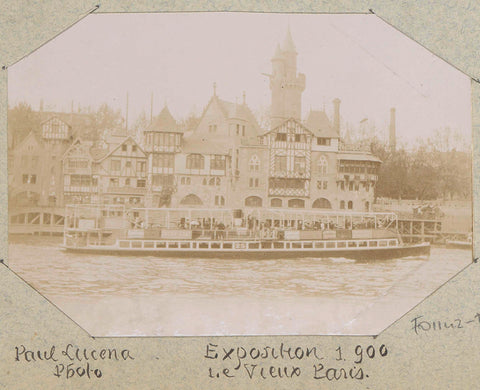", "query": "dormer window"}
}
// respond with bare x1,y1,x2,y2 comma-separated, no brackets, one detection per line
121,144,127,151
317,137,331,146
209,124,217,133
276,133,287,142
